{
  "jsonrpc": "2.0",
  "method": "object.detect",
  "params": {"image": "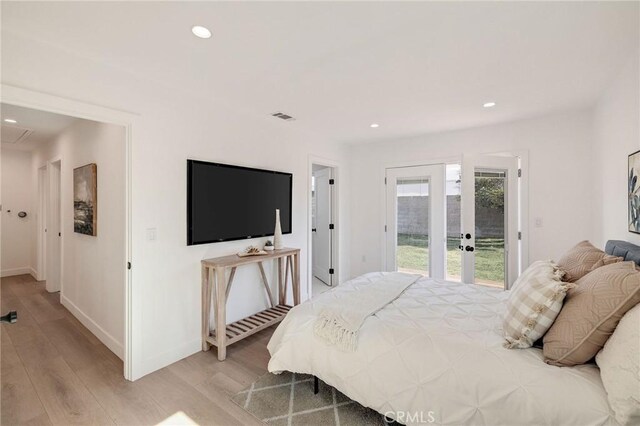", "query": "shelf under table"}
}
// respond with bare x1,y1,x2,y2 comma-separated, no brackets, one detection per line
207,304,292,347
